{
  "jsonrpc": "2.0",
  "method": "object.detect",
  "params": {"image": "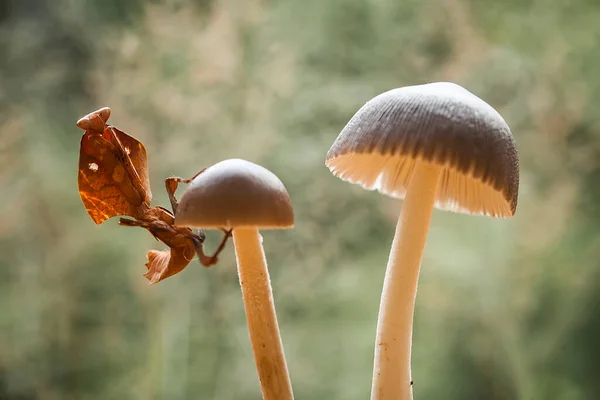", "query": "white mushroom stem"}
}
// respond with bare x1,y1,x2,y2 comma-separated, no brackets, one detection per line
232,227,294,400
371,161,442,400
